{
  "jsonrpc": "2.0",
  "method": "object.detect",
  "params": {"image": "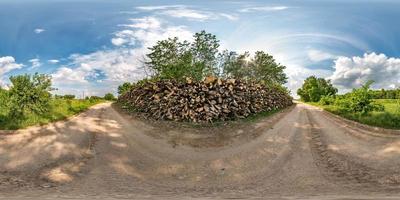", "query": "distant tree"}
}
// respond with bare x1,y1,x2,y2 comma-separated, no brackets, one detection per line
118,82,133,96
63,94,75,100
104,93,115,101
297,76,338,102
8,73,53,117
